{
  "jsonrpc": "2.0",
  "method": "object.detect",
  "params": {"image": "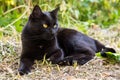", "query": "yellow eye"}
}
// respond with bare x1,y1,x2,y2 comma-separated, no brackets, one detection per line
54,25,57,28
43,24,48,28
